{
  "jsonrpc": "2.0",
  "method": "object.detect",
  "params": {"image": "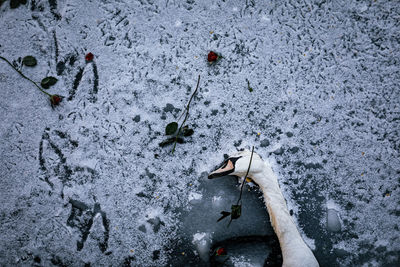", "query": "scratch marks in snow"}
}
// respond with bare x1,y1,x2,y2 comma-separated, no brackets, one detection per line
67,199,110,253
